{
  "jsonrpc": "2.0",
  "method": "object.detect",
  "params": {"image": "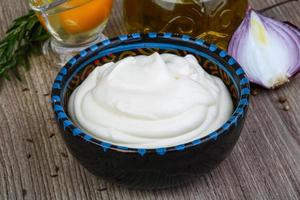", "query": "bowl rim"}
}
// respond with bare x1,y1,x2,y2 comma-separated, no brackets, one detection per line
51,32,250,156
